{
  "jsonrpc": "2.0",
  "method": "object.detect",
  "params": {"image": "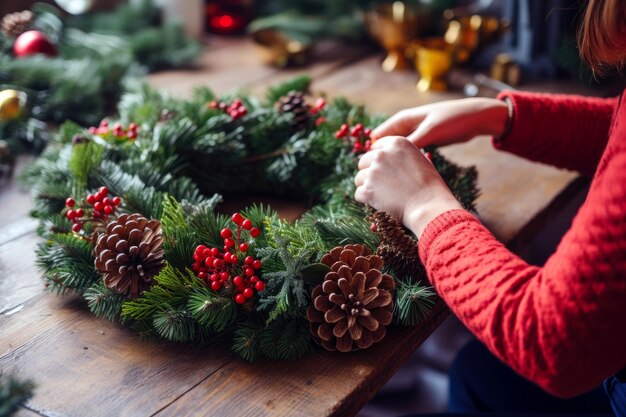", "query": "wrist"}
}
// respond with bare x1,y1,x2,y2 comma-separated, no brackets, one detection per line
484,99,512,138
404,198,463,239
